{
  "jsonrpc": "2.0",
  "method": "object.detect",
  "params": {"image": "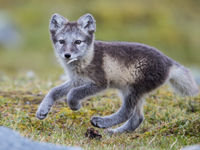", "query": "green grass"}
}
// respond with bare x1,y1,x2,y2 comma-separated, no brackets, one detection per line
0,1,200,149
0,74,199,150
1,0,200,67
